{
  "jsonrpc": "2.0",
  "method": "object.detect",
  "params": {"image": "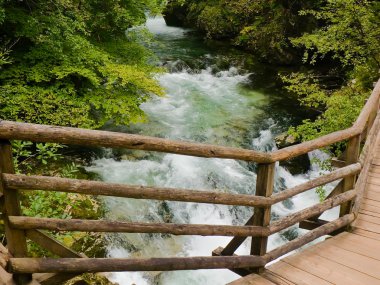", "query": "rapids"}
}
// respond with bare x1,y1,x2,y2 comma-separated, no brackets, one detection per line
86,17,337,285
